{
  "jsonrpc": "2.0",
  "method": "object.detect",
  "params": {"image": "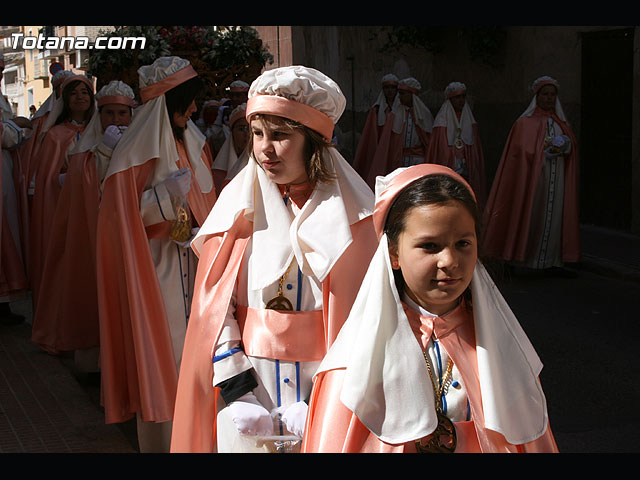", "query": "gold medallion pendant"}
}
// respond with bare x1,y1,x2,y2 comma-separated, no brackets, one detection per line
415,411,457,453
170,205,192,242
266,262,294,311
415,352,457,453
